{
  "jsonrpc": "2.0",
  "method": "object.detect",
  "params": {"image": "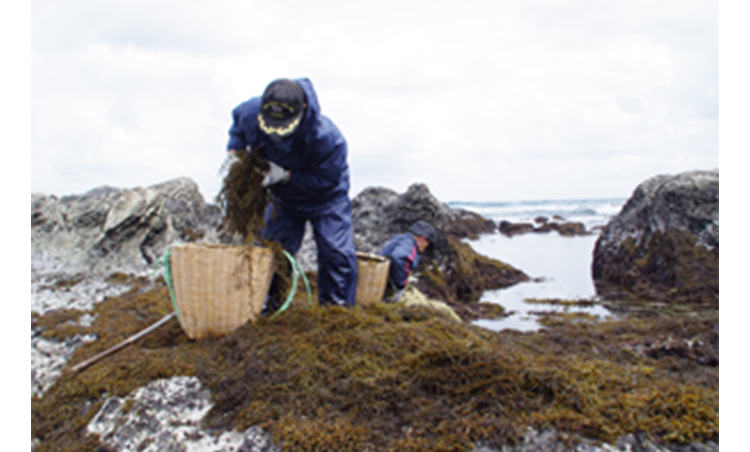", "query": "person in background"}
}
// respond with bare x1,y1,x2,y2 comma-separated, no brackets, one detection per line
379,220,437,302
226,77,358,308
